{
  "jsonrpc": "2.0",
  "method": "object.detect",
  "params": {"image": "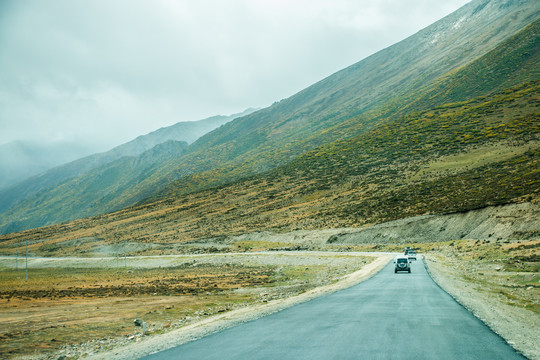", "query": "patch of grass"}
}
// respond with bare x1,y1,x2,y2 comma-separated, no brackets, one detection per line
0,265,276,300
408,142,538,182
